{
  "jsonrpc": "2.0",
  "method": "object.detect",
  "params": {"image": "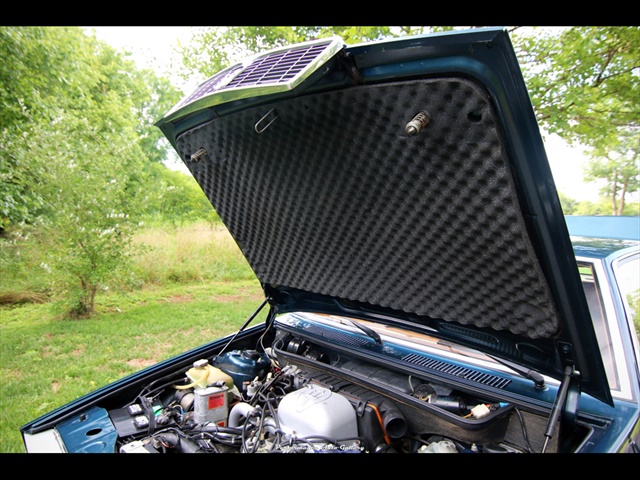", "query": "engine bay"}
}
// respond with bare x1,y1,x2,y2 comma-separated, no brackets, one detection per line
110,351,521,453
46,313,585,454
